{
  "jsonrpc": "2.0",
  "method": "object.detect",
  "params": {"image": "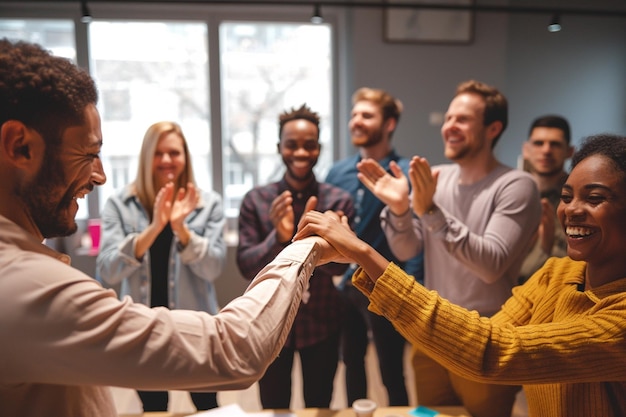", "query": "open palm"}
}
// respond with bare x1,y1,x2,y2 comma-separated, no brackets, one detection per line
357,158,410,214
